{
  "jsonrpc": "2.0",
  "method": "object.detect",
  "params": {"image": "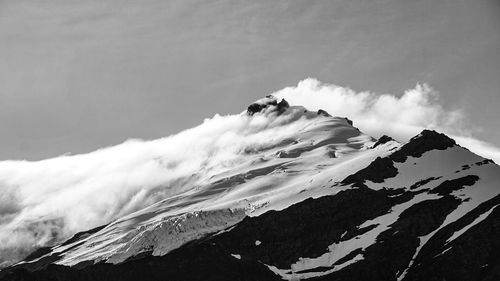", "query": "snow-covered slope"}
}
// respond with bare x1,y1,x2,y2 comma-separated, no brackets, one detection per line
1,96,499,281
6,96,392,267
